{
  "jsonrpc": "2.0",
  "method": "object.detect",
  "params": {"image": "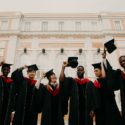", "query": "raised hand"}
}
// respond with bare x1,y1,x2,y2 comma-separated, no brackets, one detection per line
102,52,106,59
89,110,95,118
19,65,28,70
0,61,5,66
62,61,68,68
41,72,46,79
